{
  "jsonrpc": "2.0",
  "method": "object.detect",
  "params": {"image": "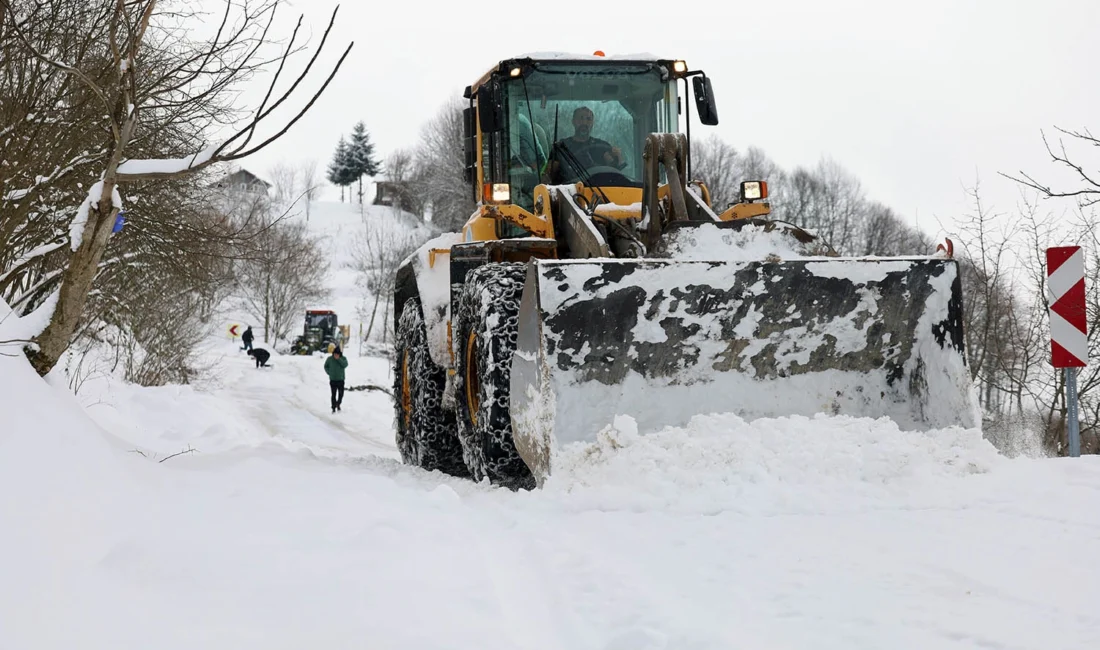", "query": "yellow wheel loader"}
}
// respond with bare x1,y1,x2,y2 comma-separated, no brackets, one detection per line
393,53,977,489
